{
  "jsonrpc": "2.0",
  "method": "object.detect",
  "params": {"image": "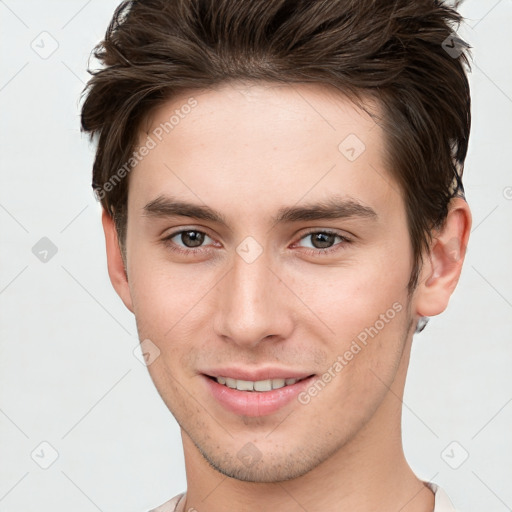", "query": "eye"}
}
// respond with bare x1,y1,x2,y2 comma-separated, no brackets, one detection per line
296,230,350,254
170,229,211,249
163,229,215,251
